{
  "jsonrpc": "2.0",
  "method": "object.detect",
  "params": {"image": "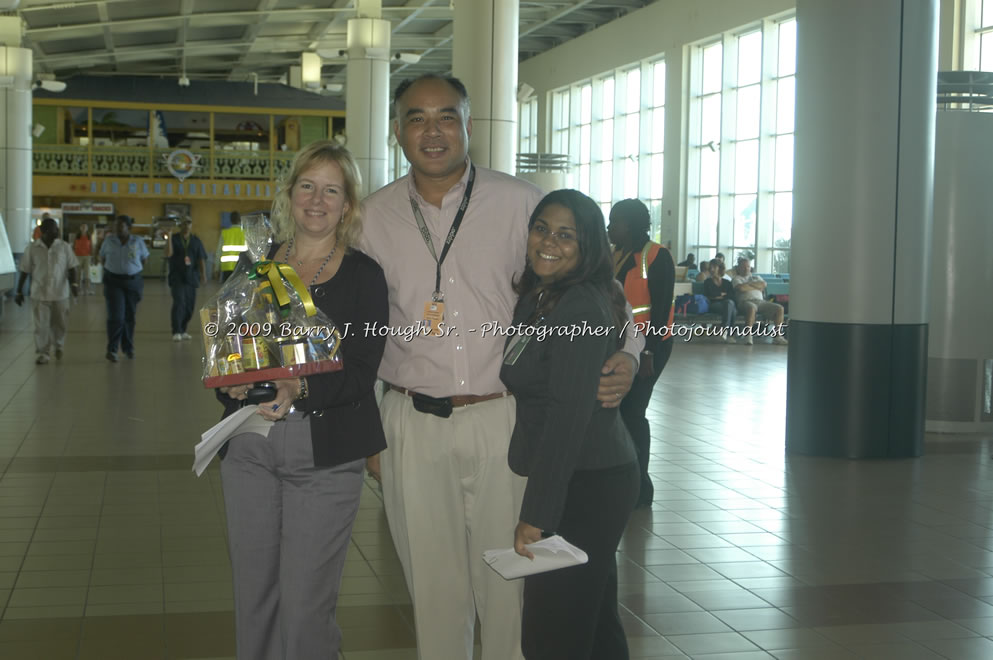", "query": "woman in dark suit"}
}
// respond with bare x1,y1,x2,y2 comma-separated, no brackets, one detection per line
216,141,388,660
501,189,639,660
